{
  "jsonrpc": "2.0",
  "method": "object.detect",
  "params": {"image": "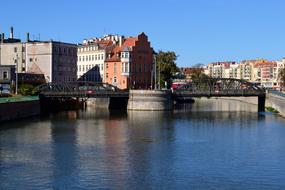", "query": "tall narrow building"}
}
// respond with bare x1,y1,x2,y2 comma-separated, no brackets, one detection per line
105,32,153,89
